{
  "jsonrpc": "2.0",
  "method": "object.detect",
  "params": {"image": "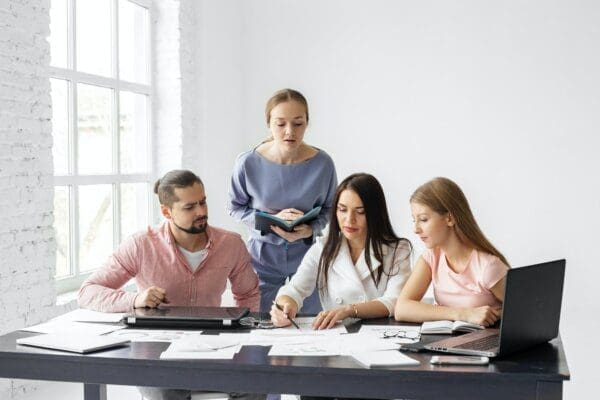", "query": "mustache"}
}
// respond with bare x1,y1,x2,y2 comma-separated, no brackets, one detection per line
194,216,208,223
